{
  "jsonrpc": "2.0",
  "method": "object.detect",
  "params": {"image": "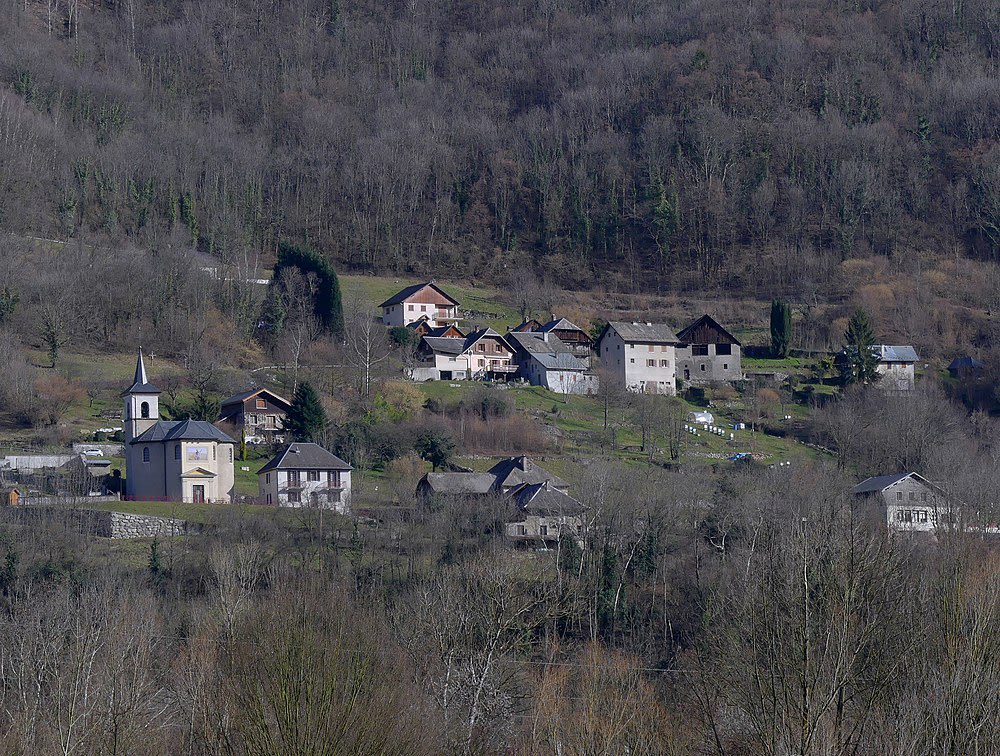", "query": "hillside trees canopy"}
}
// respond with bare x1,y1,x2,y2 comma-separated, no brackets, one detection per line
0,0,997,295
